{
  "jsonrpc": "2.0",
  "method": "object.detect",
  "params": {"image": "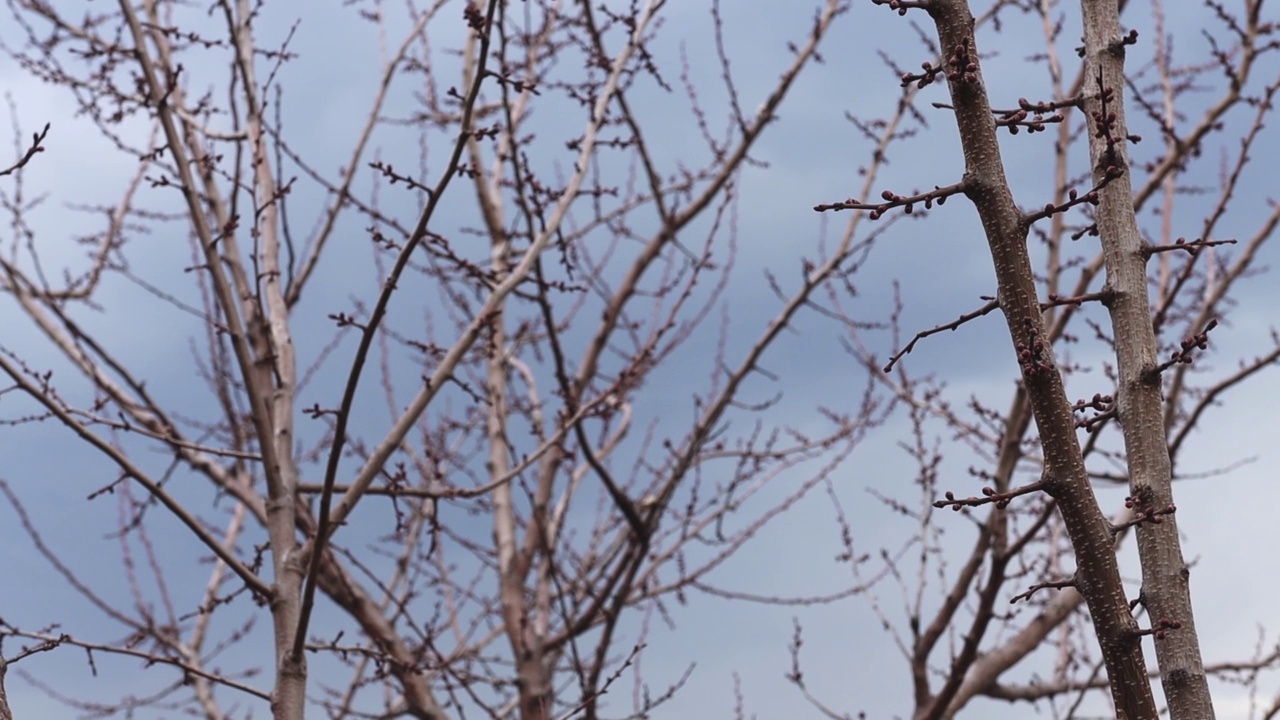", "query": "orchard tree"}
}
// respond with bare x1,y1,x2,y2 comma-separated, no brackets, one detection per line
1,1,1279,720
0,1,879,718
797,0,1280,718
